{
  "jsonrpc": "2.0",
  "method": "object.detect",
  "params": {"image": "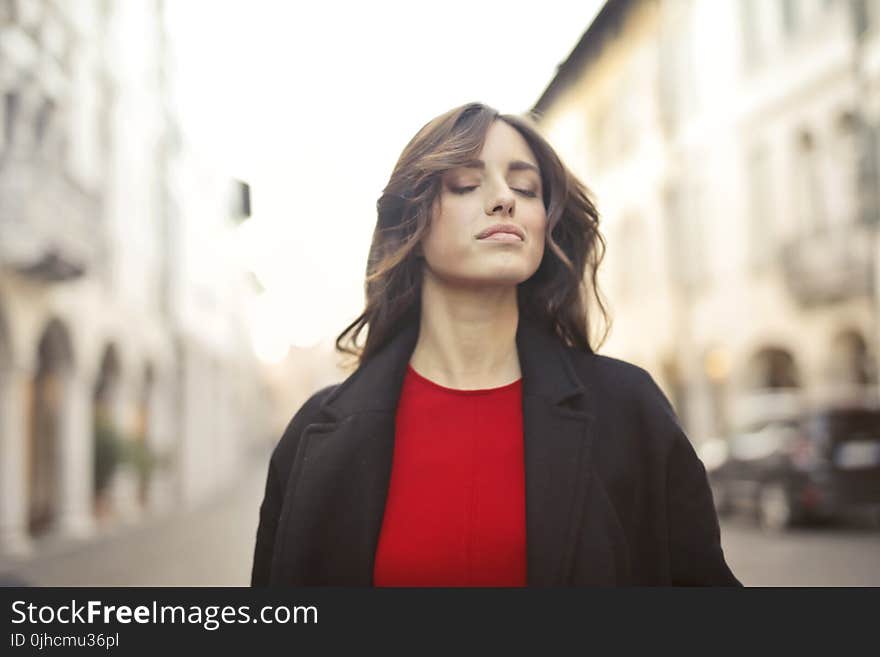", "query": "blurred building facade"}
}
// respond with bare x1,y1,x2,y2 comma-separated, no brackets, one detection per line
535,0,880,443
0,0,270,558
